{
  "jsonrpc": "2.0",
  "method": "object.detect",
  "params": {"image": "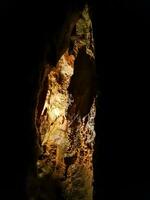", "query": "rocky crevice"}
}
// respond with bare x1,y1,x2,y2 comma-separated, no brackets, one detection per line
28,5,96,200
